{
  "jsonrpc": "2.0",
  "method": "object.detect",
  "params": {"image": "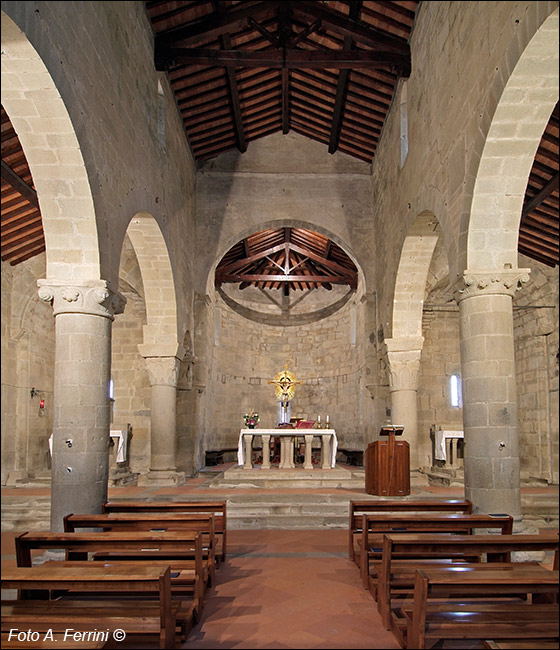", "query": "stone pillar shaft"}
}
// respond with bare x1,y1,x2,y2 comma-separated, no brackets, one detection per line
140,355,183,484
385,337,423,470
455,269,530,517
37,280,125,531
